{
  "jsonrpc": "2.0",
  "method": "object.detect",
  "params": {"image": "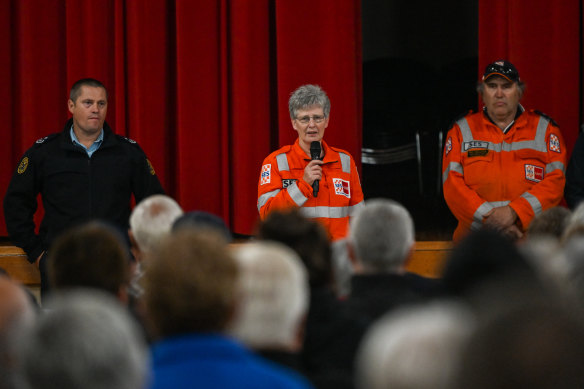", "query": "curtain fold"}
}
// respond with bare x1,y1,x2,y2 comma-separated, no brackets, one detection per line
479,0,581,154
0,0,362,237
